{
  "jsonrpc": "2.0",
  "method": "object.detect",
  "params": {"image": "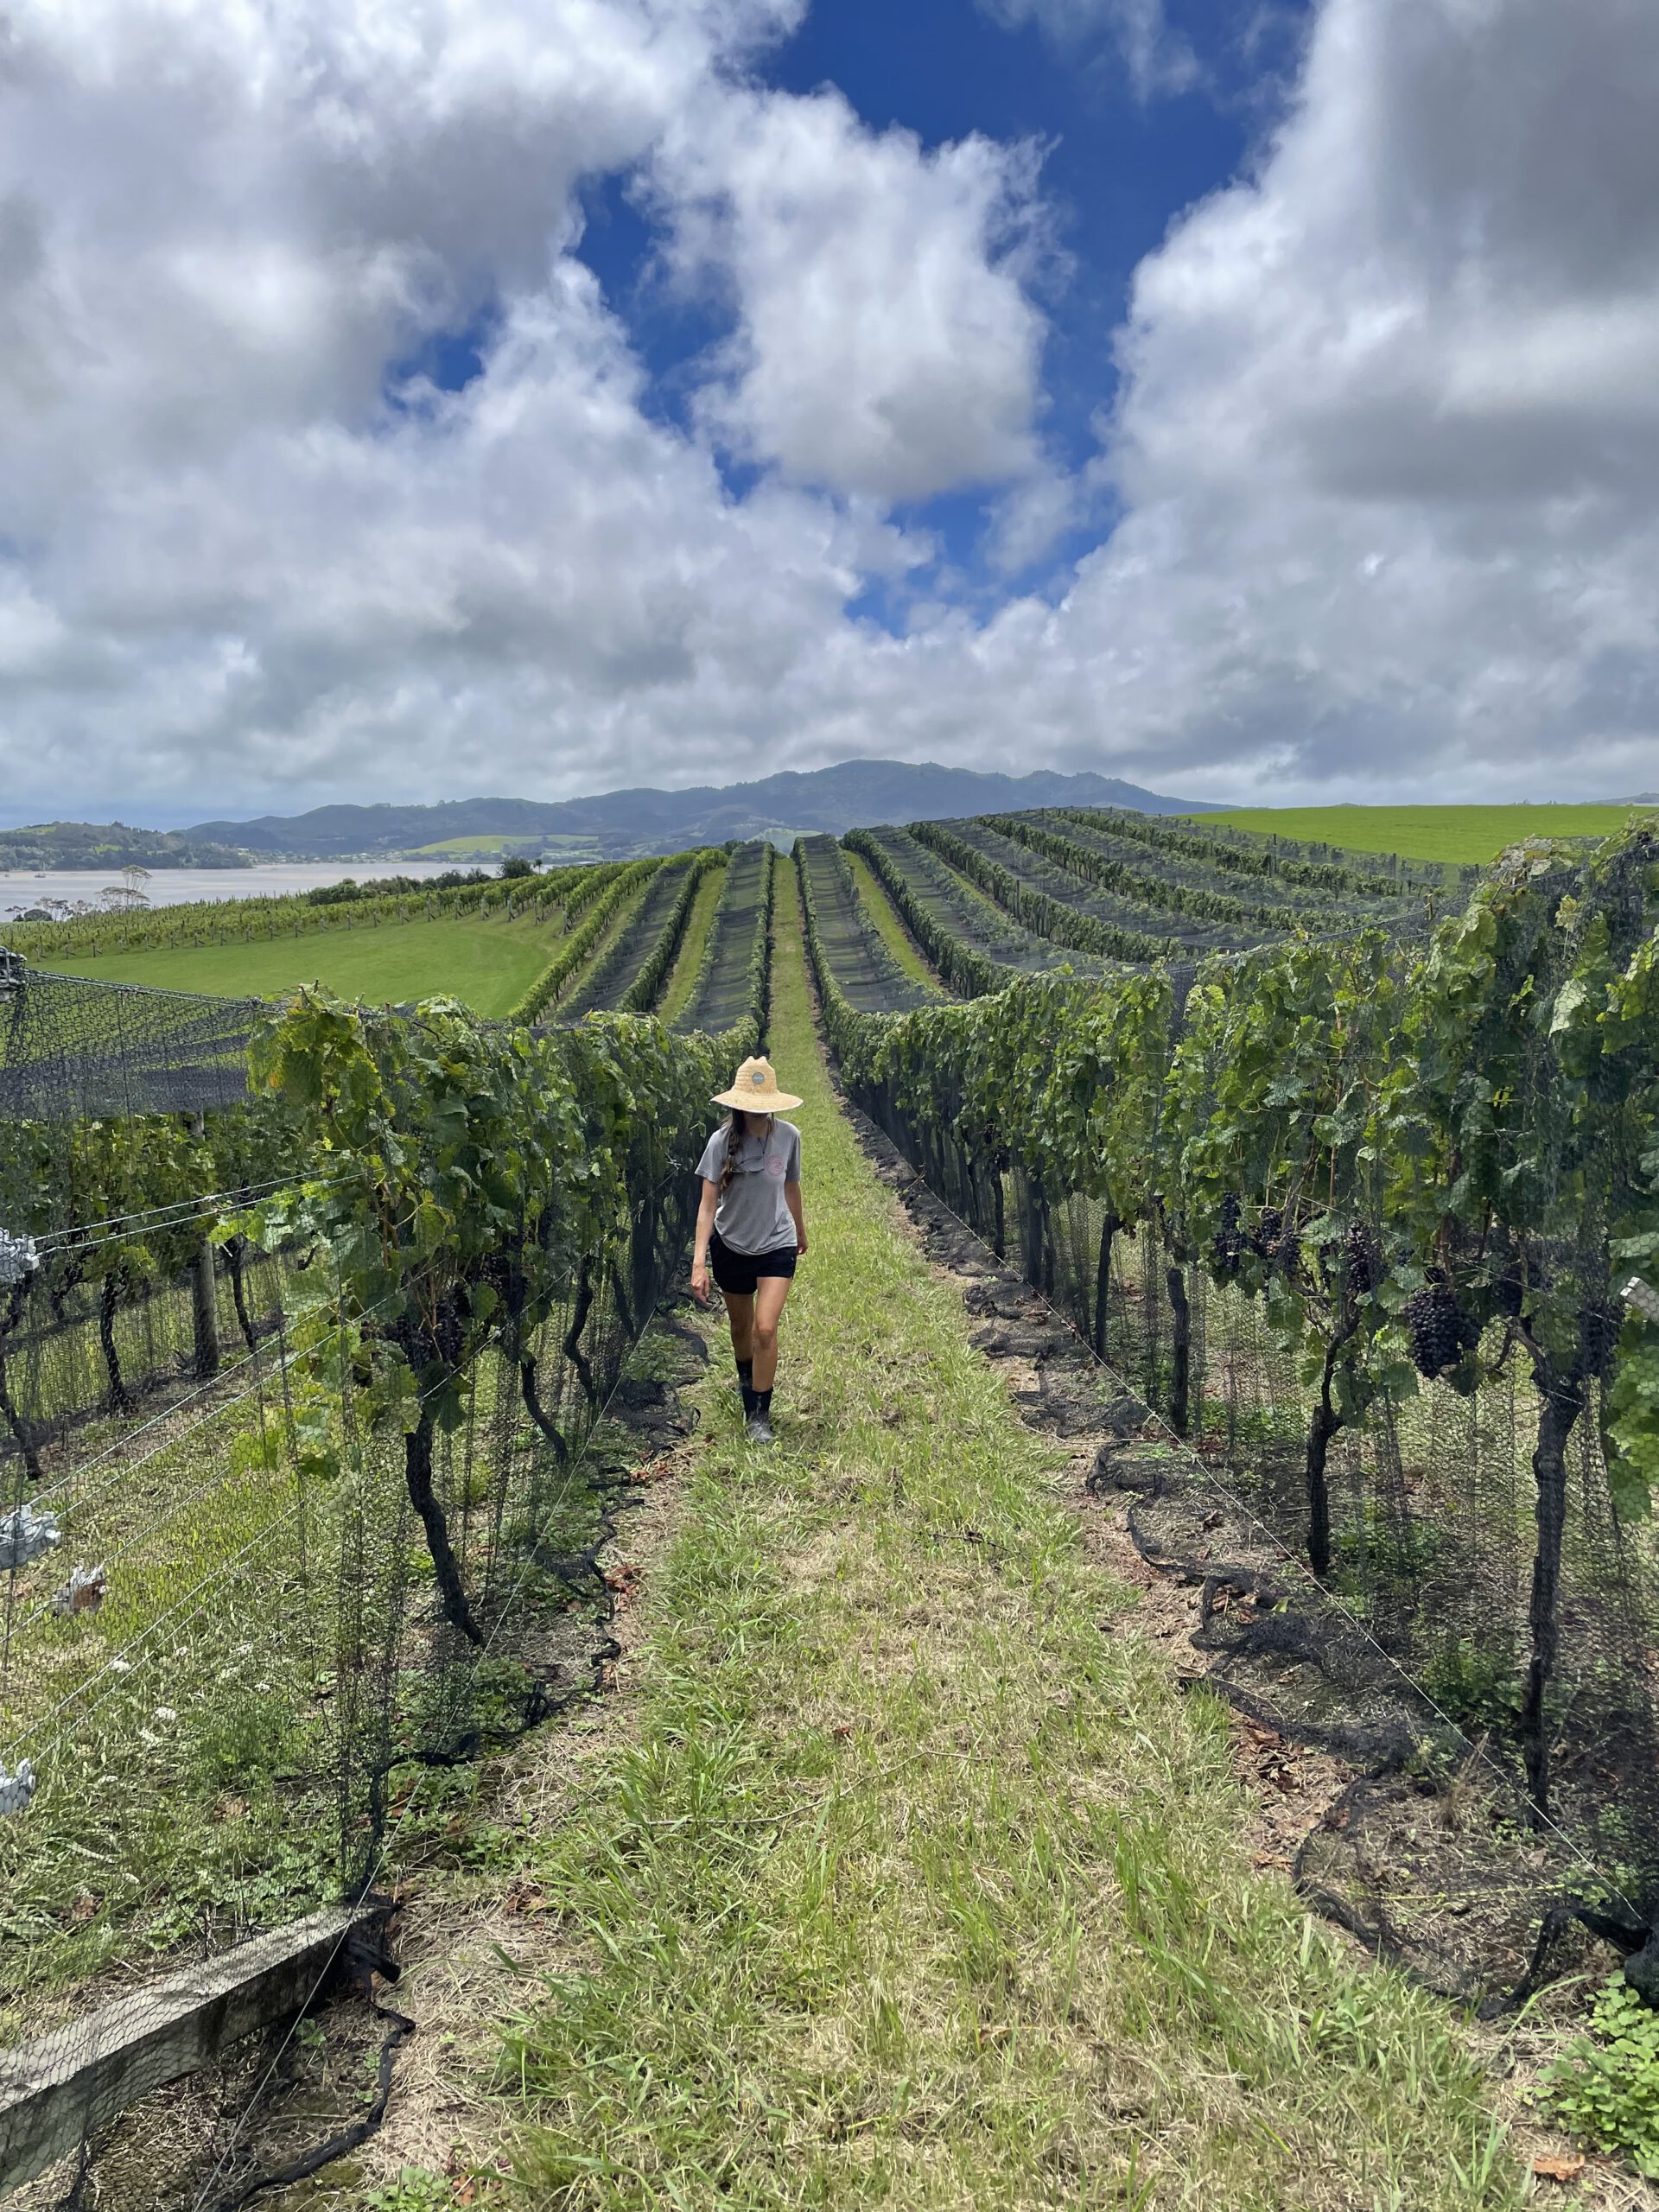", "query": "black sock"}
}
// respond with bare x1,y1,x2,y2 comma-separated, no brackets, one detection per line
736,1356,753,1387
755,1388,772,1416
741,1380,757,1417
